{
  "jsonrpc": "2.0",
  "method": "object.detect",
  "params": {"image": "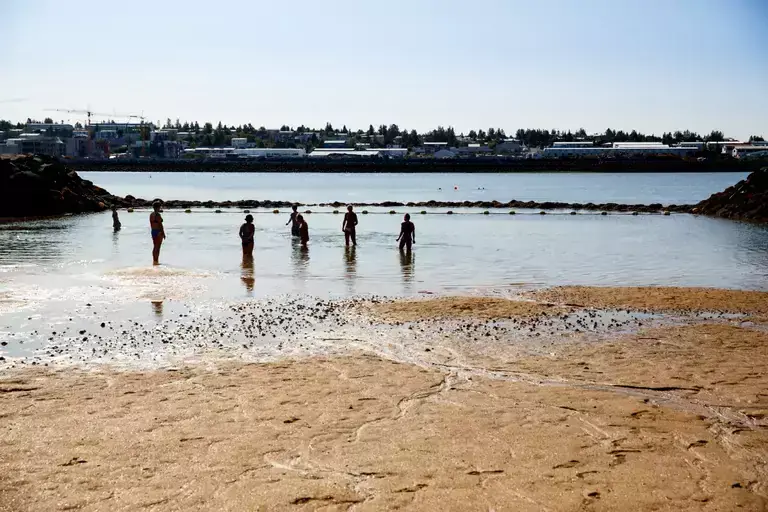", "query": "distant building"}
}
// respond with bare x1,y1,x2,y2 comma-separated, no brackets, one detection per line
434,149,457,159
732,145,768,159
496,139,523,153
6,134,66,156
421,142,449,154
551,141,592,148
457,144,491,156
542,142,696,159
231,137,248,149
